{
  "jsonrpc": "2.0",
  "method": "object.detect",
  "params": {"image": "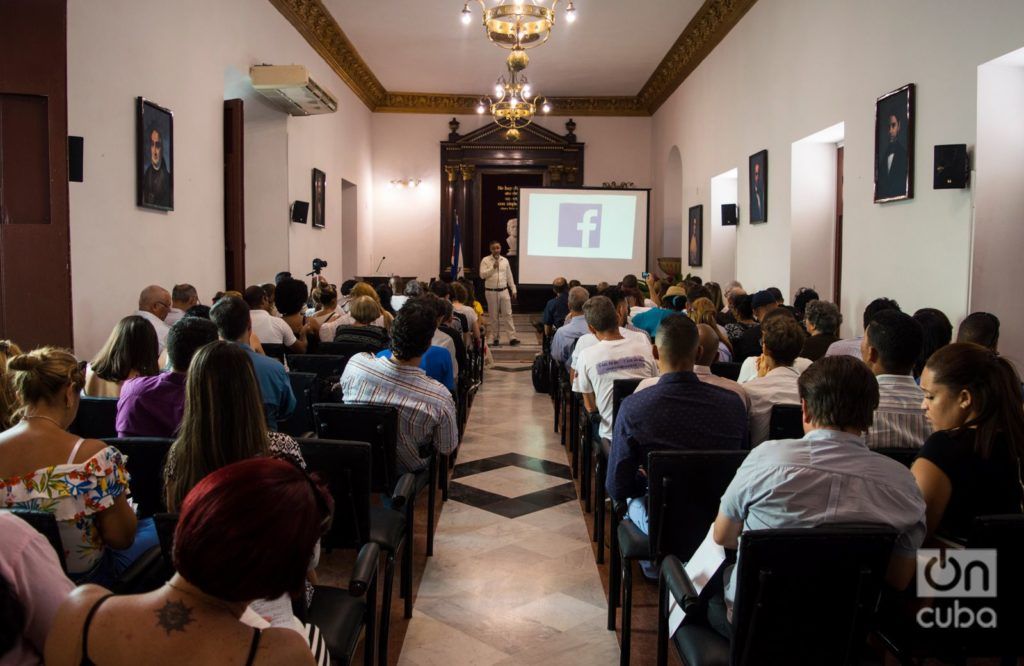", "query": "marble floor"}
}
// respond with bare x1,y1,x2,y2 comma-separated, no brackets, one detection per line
397,364,619,665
